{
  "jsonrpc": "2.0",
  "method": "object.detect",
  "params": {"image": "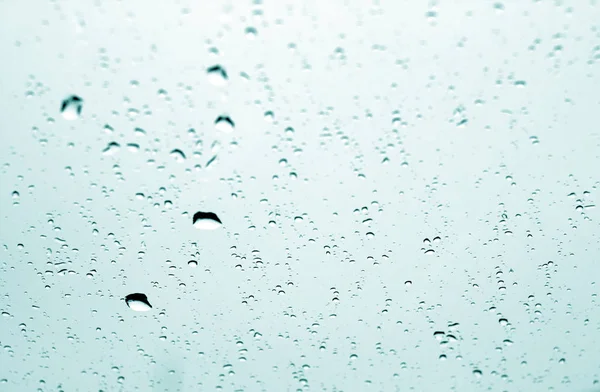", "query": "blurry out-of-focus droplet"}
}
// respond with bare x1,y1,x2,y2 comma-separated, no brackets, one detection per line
125,293,152,311
193,211,222,230
60,95,83,120
245,27,257,39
